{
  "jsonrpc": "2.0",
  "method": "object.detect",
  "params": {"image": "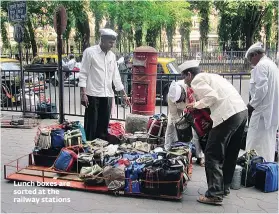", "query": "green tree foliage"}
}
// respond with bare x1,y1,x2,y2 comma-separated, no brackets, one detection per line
215,0,274,51
192,1,211,52
0,9,11,50
90,1,106,43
